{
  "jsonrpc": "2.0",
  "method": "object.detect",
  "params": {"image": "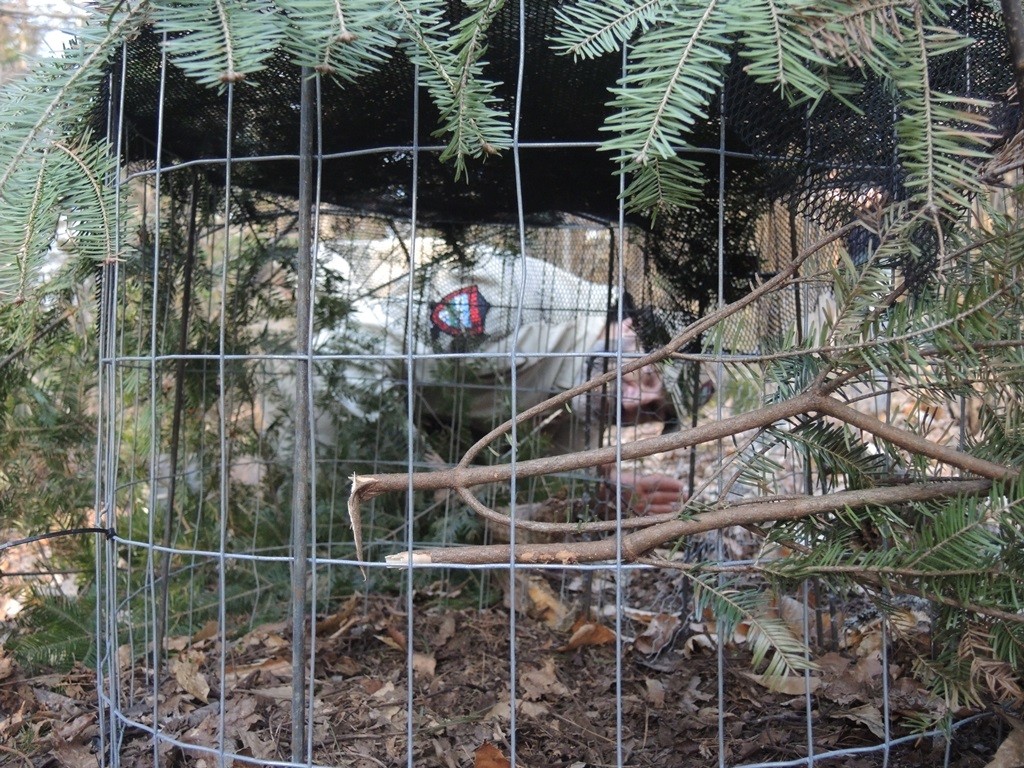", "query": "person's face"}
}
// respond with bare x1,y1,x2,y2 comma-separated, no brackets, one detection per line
603,319,668,425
